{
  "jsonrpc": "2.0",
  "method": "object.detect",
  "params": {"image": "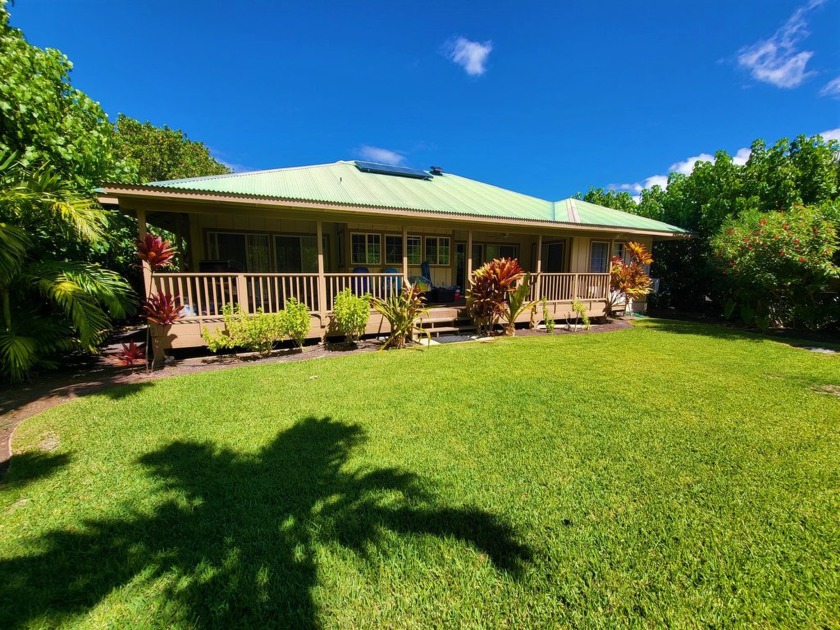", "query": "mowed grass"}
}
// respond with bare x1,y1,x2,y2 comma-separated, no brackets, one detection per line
1,319,839,628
